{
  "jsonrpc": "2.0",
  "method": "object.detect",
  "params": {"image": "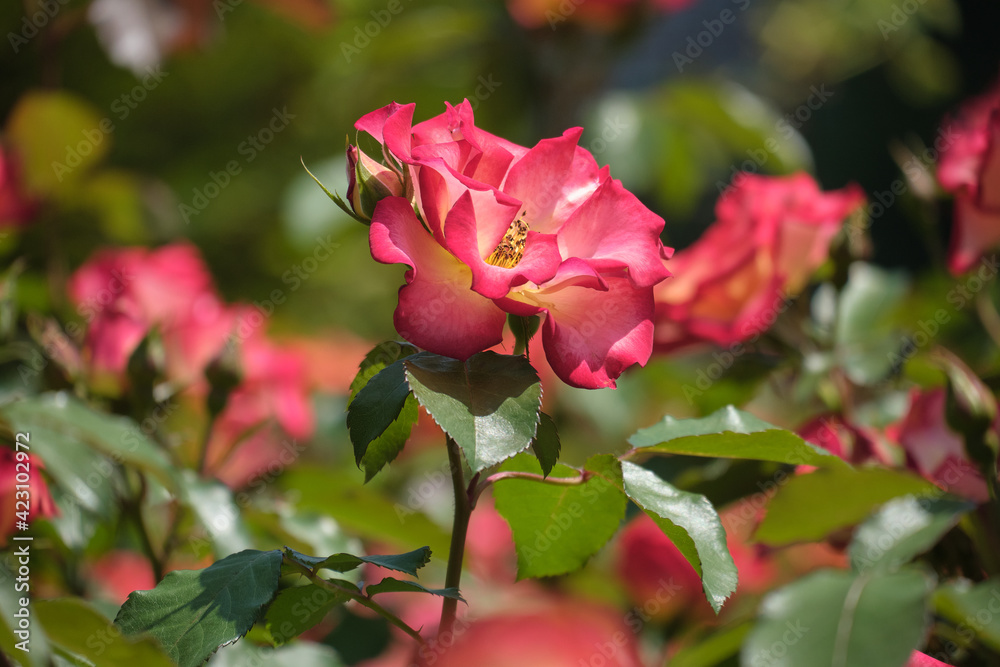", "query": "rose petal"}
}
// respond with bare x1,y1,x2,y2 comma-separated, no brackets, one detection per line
371,196,506,359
